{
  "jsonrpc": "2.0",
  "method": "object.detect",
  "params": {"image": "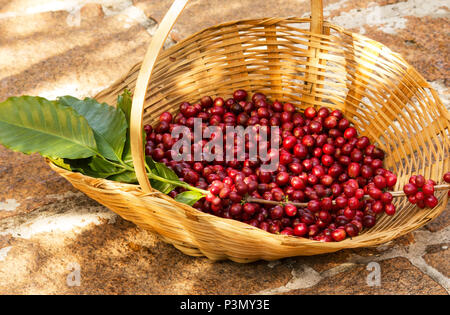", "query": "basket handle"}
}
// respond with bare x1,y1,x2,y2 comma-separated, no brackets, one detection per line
130,0,324,192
